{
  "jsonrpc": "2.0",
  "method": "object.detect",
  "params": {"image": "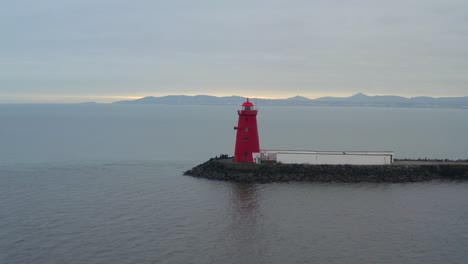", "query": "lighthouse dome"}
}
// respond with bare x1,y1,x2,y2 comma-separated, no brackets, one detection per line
242,98,254,107
241,98,255,111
